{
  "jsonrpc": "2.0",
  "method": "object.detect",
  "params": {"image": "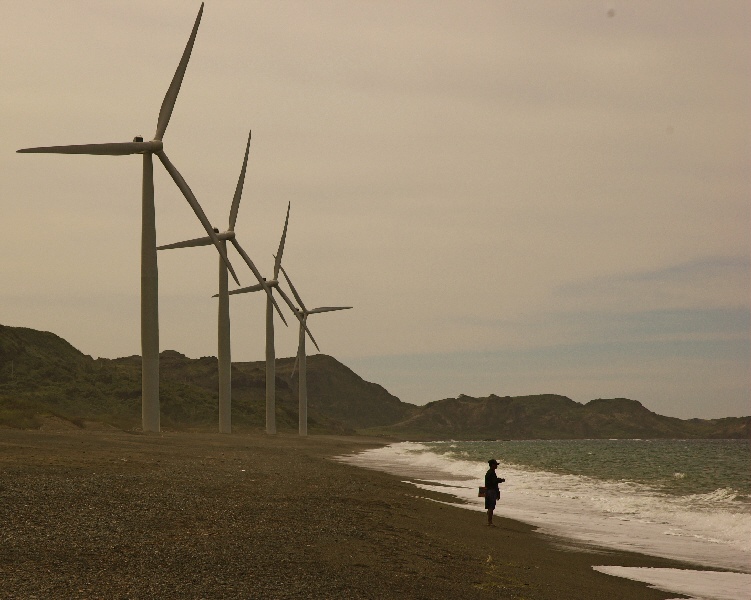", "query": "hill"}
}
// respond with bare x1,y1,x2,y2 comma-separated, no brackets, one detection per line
361,393,750,439
0,323,747,438
0,324,414,433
